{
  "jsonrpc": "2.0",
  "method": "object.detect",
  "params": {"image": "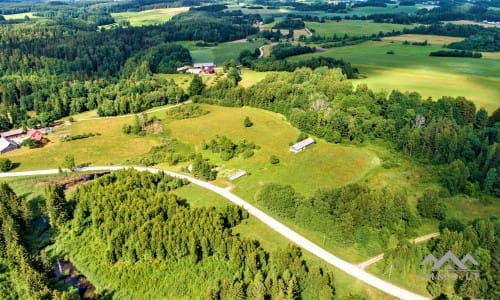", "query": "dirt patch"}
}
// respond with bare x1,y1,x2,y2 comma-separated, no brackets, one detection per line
39,172,110,192
53,261,97,300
